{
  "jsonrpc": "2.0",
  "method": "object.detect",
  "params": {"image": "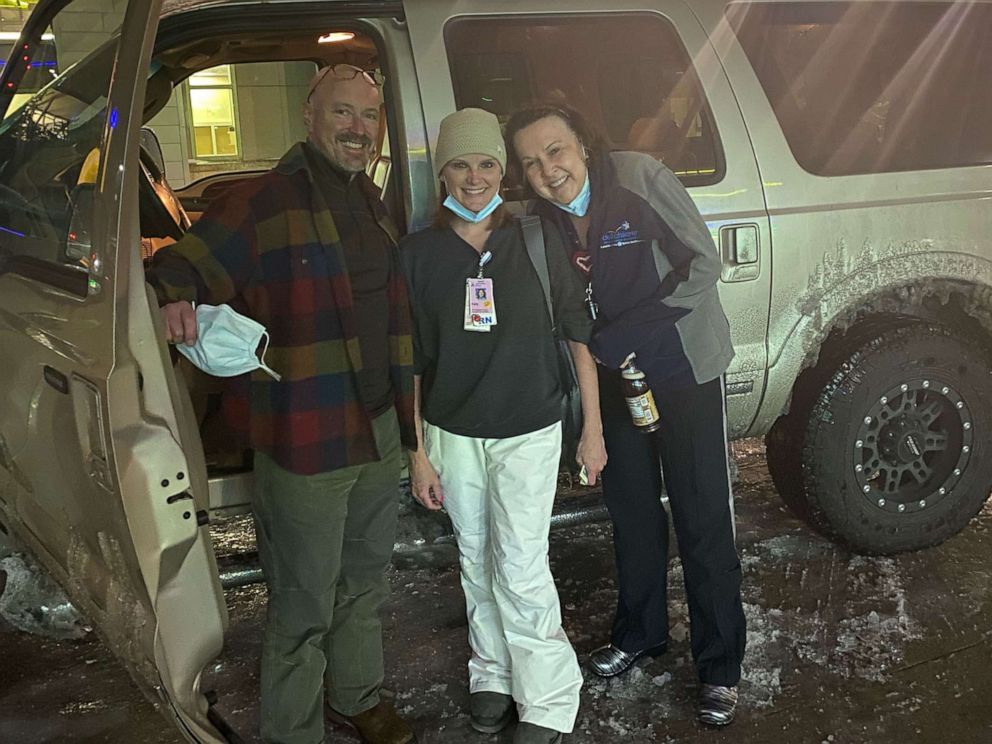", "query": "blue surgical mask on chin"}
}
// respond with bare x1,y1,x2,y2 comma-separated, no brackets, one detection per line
443,192,503,224
552,173,591,217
